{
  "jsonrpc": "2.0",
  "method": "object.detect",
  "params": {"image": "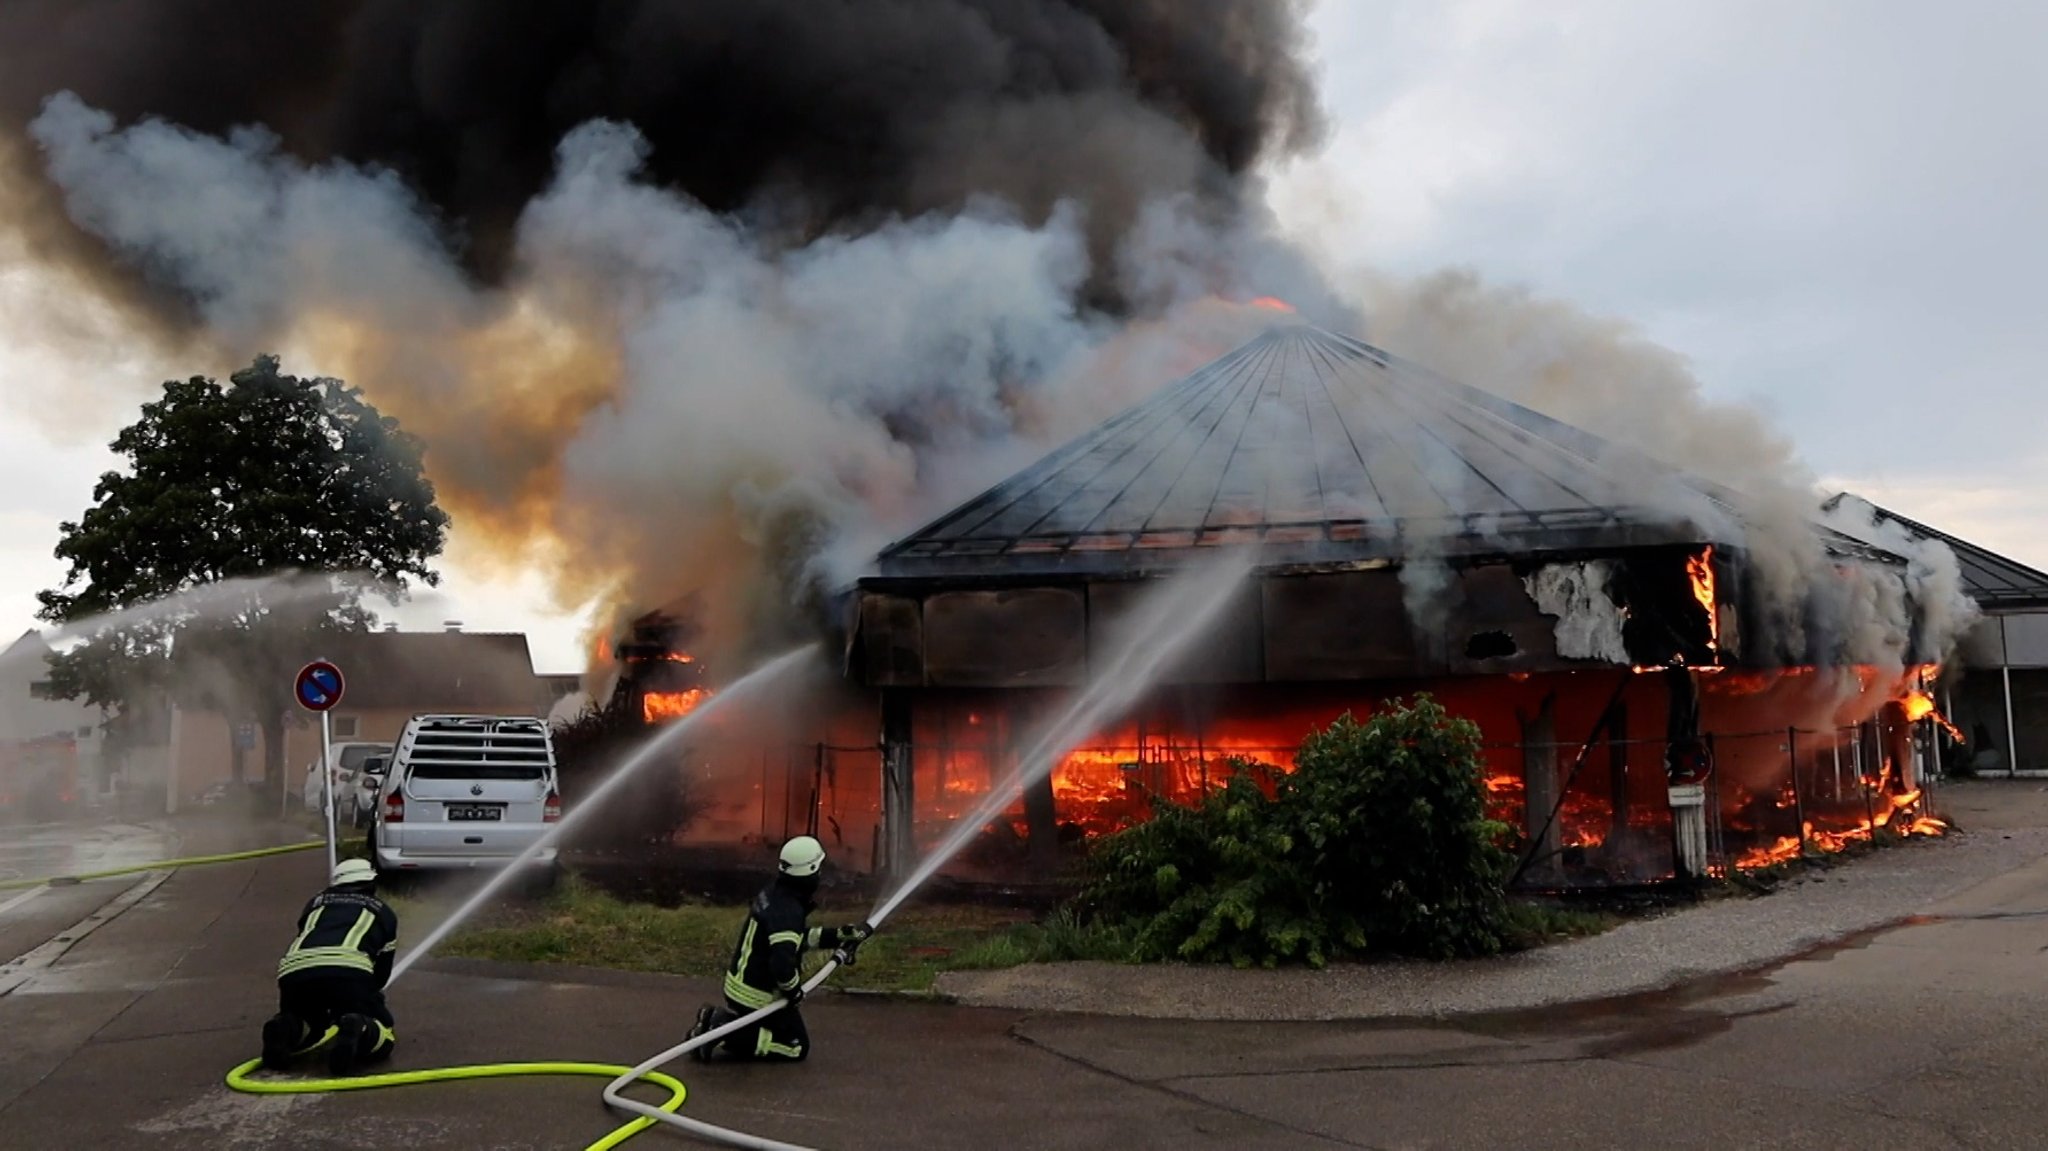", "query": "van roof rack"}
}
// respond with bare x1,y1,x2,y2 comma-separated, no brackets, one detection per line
397,714,554,770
